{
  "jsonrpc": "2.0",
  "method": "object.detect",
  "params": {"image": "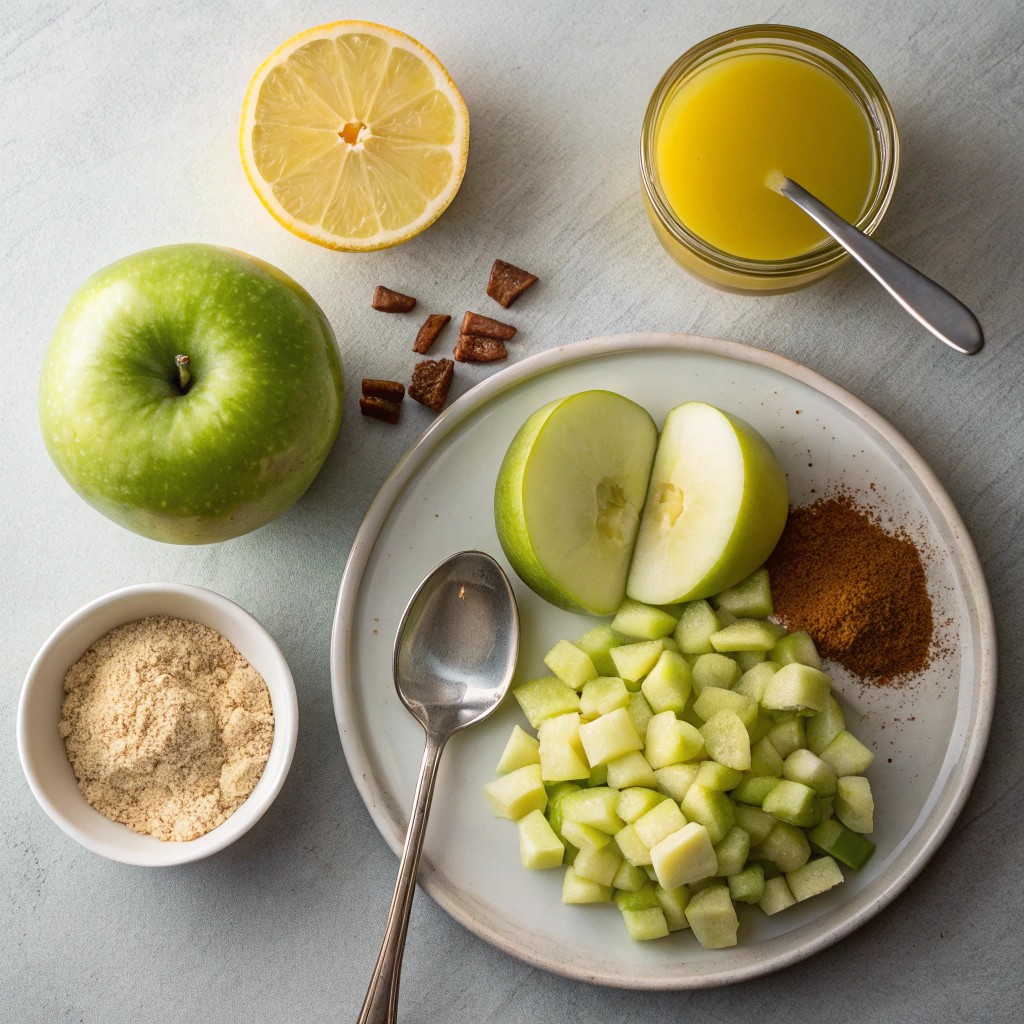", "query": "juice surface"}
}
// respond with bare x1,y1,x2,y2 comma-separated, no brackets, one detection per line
656,52,877,261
